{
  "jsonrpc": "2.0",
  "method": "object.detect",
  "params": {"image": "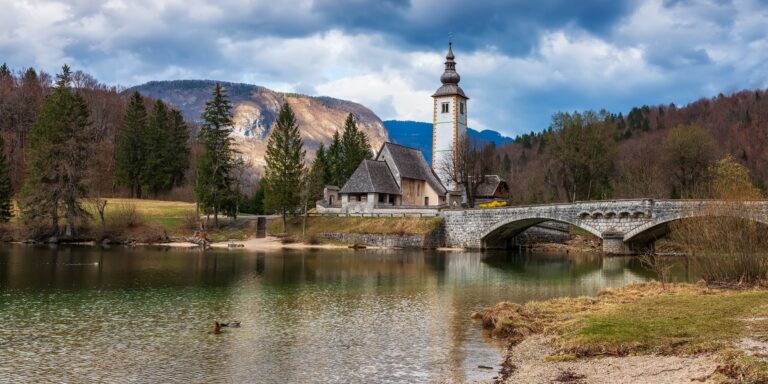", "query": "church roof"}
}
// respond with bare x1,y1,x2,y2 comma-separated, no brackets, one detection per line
474,175,508,197
433,84,467,98
340,160,401,195
432,42,468,99
377,142,448,196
